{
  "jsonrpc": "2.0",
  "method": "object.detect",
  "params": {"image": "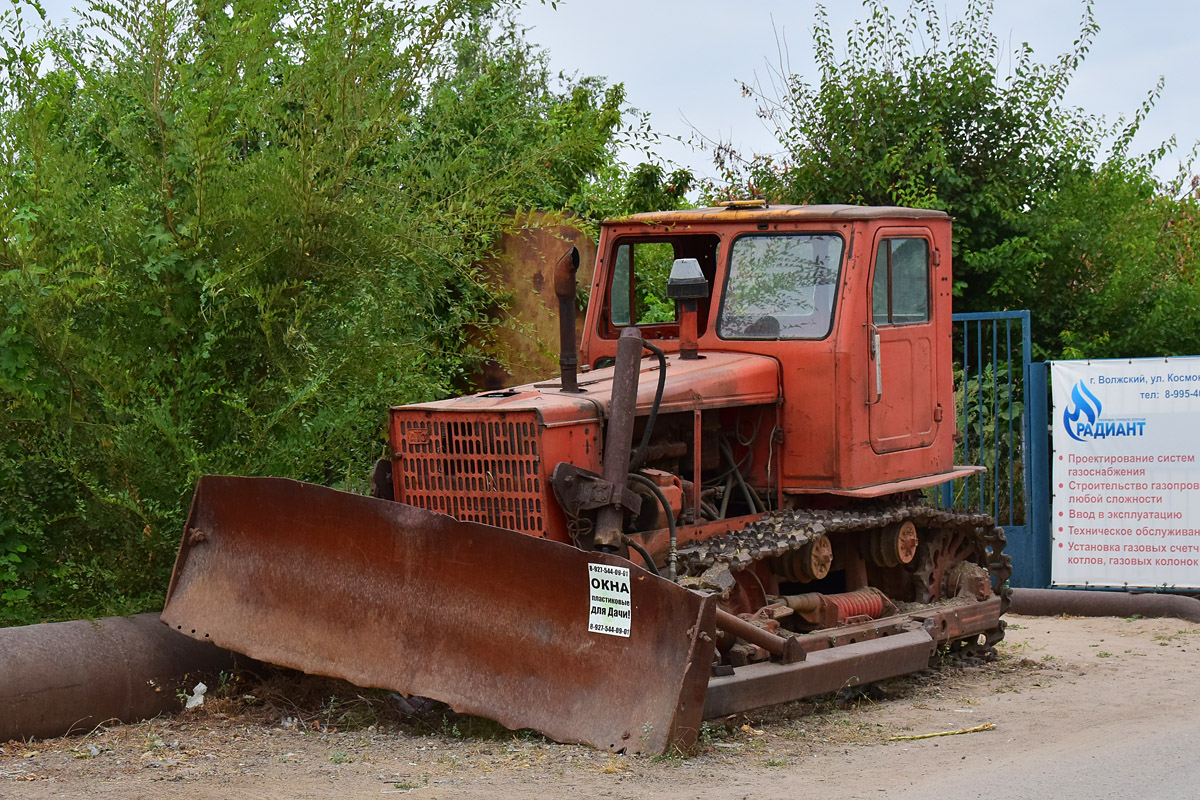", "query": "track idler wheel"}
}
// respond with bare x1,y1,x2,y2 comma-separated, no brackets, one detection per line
870,520,918,568
772,534,832,583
